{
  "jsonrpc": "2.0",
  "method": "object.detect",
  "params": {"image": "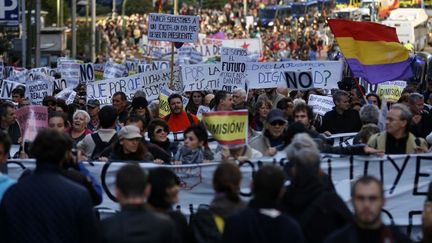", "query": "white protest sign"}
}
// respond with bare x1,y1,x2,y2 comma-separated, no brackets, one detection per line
103,61,127,79
0,79,25,99
8,68,28,83
308,94,334,116
87,67,182,105
55,88,76,105
148,13,199,43
377,80,407,103
181,63,221,92
58,61,81,88
125,60,139,75
53,78,67,90
3,66,13,79
26,80,54,105
196,105,211,120
80,63,95,83
219,47,248,92
246,61,343,90
138,61,170,73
